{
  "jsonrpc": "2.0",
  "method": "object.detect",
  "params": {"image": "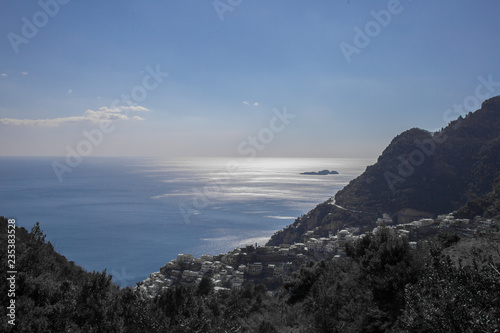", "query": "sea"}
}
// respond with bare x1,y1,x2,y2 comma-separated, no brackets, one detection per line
0,157,374,286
